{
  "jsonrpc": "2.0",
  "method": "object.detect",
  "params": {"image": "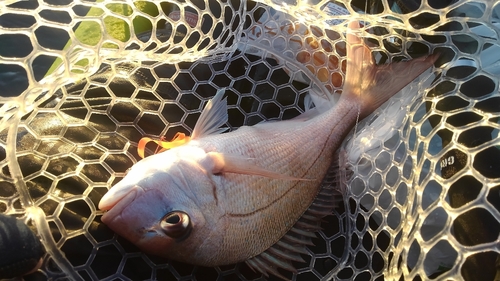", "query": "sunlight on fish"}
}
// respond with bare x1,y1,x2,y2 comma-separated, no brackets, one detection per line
98,21,437,279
